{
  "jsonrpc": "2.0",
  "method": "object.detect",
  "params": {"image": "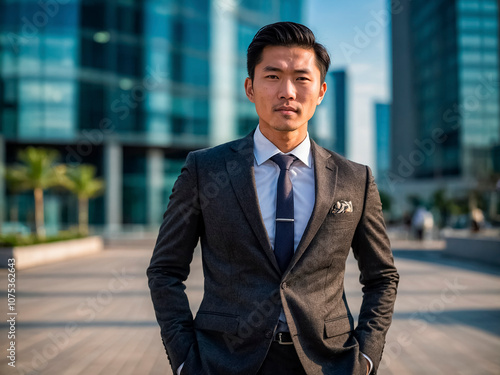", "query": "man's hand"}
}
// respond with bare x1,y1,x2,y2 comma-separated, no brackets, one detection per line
361,352,373,374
